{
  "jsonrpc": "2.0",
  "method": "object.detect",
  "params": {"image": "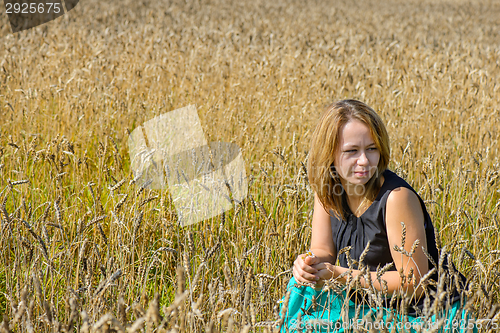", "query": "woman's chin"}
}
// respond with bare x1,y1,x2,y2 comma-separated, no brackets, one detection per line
346,177,370,186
